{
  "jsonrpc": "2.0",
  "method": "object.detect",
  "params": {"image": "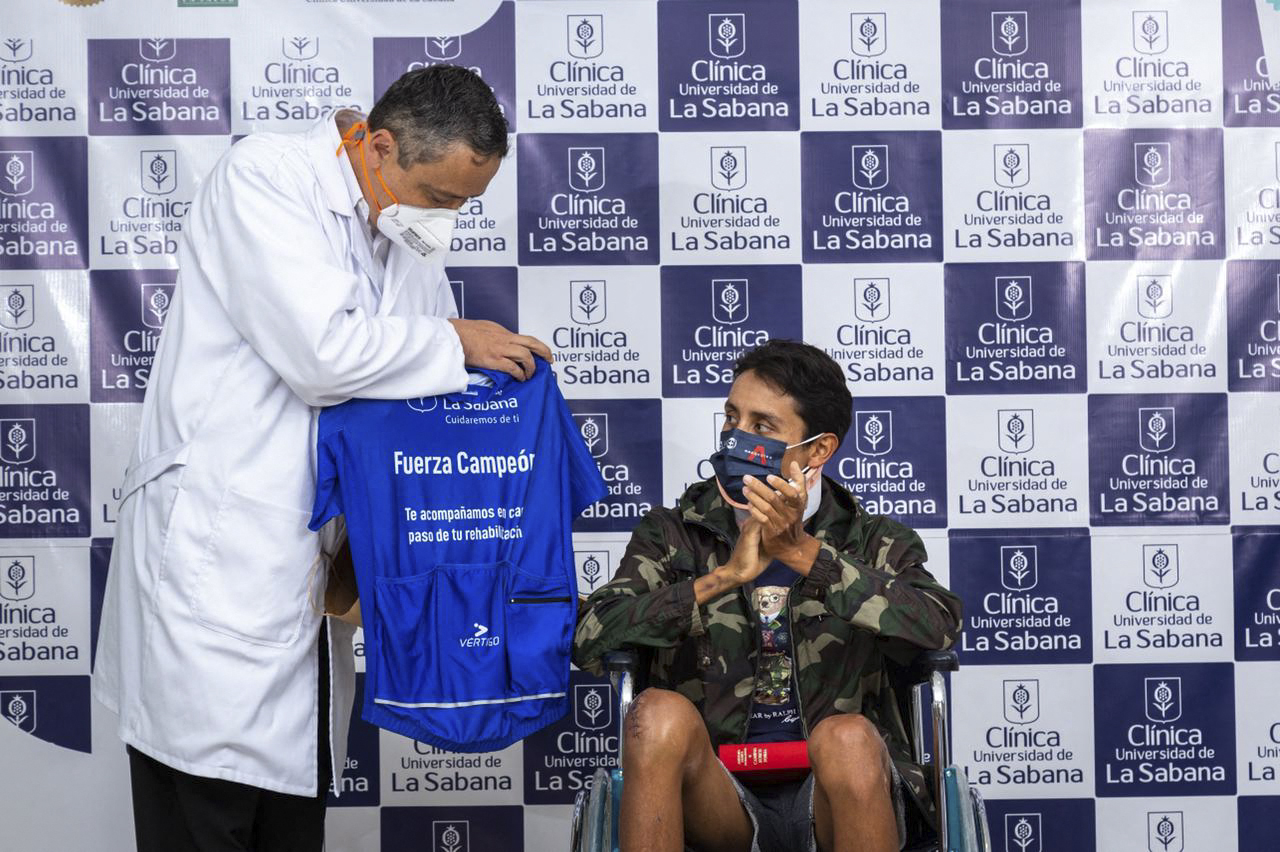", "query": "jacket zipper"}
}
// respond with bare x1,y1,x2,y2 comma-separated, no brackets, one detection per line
508,596,572,604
